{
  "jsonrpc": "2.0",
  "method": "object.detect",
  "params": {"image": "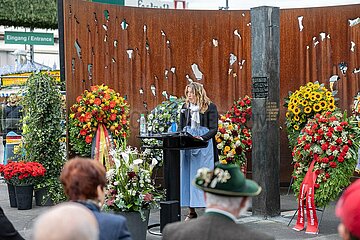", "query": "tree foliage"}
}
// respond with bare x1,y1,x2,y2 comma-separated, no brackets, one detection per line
0,0,58,29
